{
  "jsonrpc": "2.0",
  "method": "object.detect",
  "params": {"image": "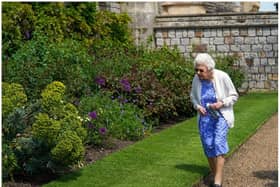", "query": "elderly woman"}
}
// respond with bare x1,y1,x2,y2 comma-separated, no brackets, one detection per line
190,53,238,187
